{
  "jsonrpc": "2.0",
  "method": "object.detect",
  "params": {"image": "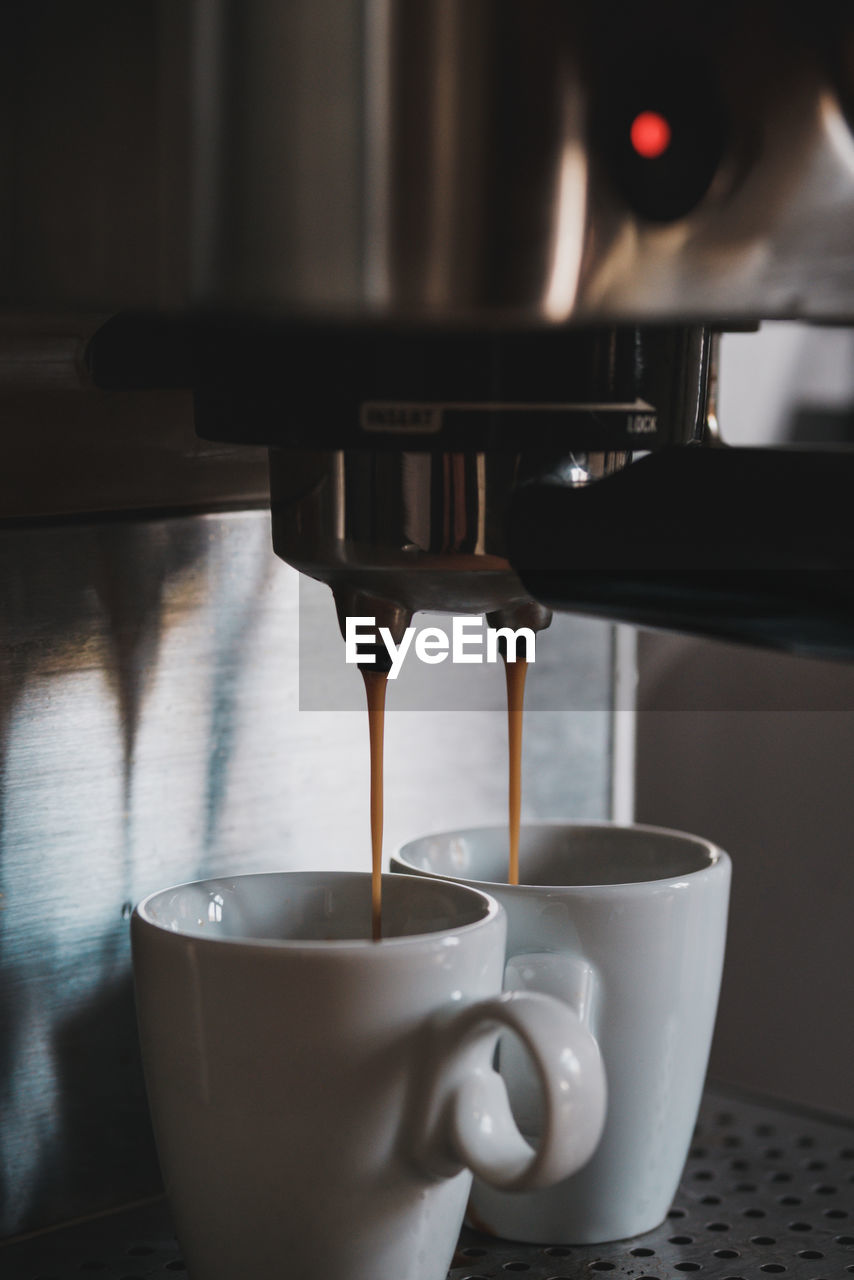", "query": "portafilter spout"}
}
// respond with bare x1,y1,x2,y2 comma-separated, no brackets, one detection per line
269,449,556,665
